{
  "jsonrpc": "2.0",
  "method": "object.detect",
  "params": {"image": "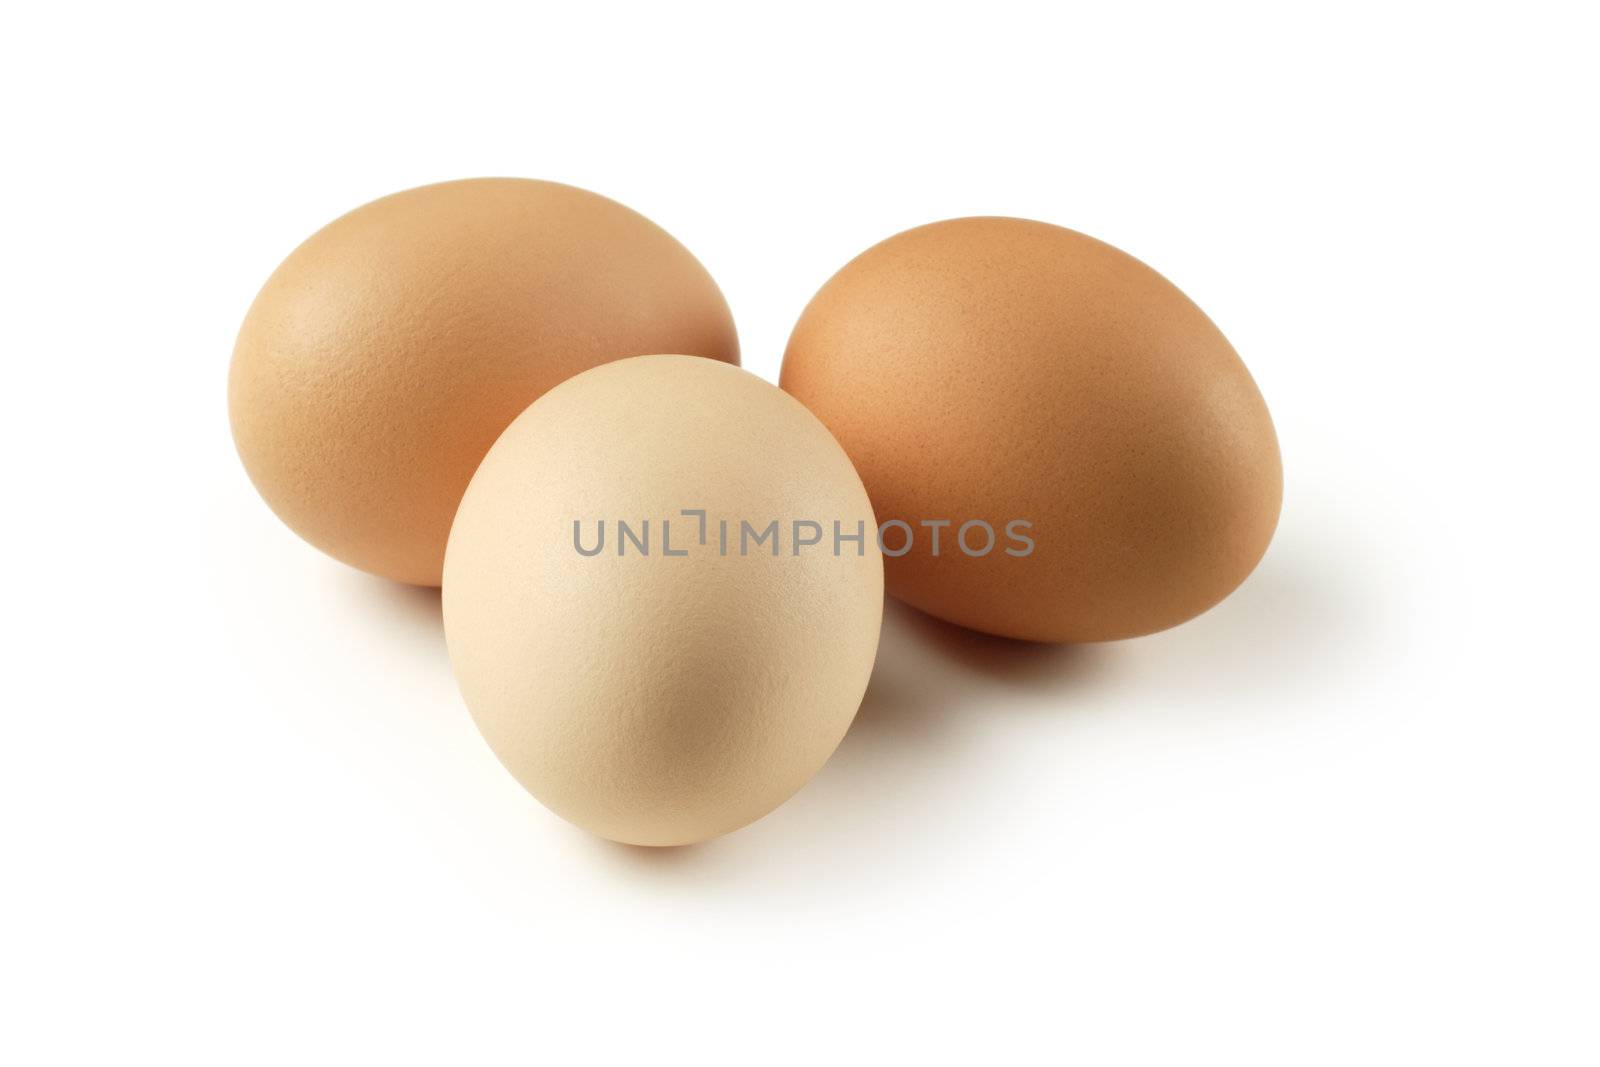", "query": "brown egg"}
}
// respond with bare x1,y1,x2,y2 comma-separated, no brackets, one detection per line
229,178,739,585
781,217,1281,642
444,356,883,846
